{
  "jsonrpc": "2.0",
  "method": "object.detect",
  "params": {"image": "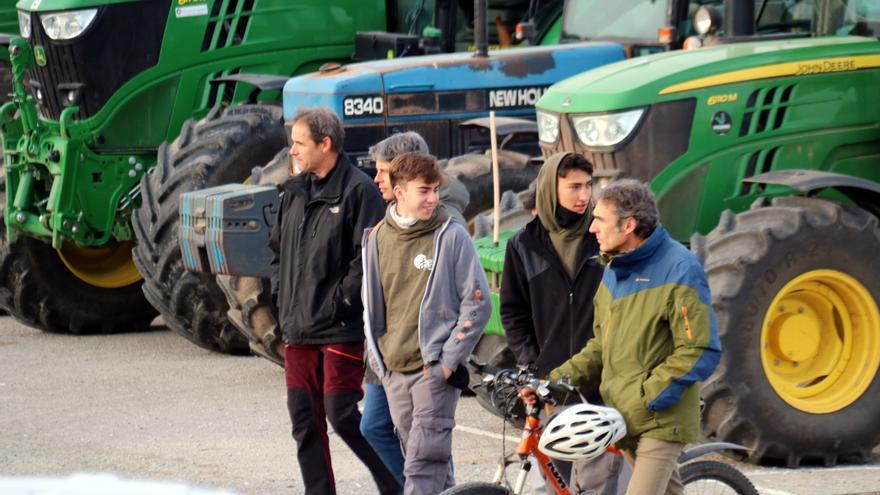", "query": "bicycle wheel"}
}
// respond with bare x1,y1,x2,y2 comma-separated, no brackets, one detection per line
681,460,758,495
439,481,512,495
